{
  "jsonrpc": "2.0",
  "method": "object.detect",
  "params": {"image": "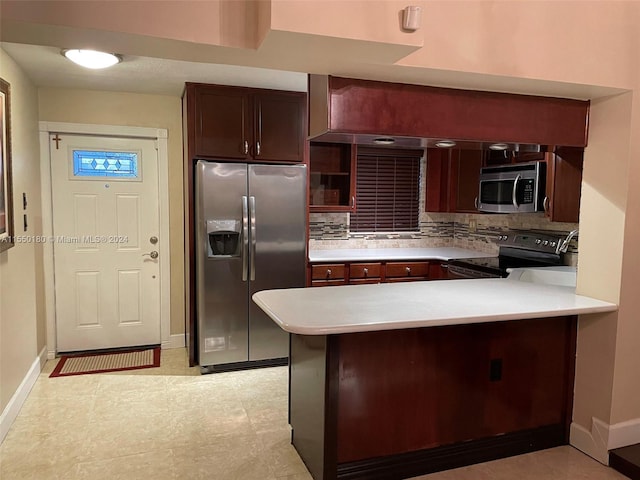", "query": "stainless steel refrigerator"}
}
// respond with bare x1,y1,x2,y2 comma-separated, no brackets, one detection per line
195,160,307,372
